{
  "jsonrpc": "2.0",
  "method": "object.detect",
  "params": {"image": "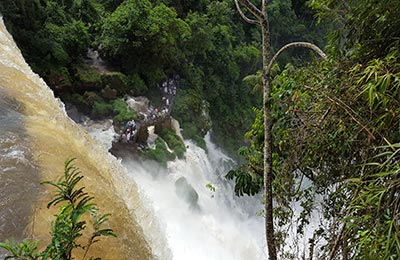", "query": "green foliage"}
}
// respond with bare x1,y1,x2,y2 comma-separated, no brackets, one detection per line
99,0,190,78
0,239,41,260
308,0,400,59
343,142,400,259
180,122,207,151
0,158,115,260
226,165,262,196
205,183,216,192
141,137,176,167
76,64,102,87
111,99,136,123
91,101,113,118
158,129,186,159
268,0,326,63
225,108,263,196
352,50,400,115
172,89,211,138
101,72,129,95
41,158,116,260
127,73,147,95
